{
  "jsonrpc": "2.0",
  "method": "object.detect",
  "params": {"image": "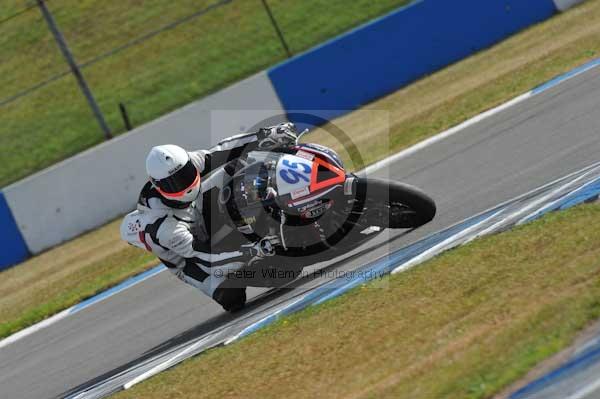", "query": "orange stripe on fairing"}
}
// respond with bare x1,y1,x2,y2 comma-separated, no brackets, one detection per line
310,157,346,192
156,172,200,198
